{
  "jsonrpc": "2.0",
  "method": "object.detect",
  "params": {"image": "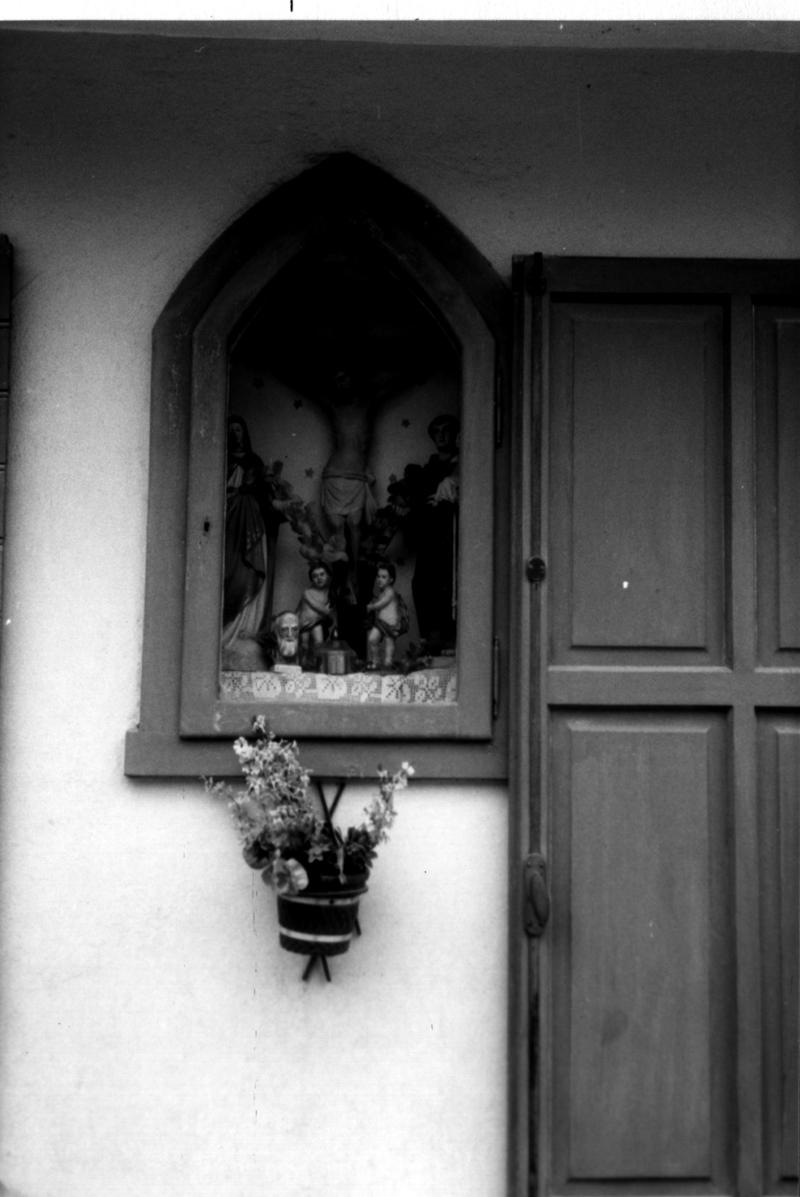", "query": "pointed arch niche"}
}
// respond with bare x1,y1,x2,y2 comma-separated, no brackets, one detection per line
125,156,510,778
